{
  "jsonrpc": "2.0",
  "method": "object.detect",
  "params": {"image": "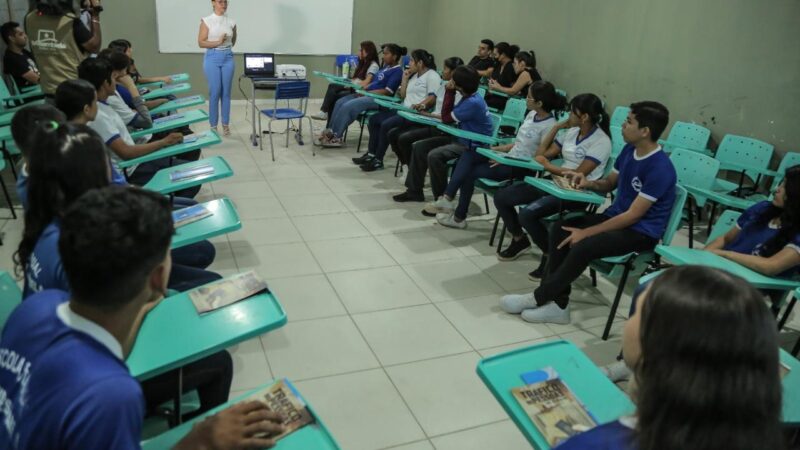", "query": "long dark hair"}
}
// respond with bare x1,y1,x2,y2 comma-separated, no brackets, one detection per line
353,40,379,80
410,49,436,71
494,42,519,60
636,266,783,450
754,164,800,257
569,93,610,135
515,50,536,68
529,81,566,118
14,122,110,277
443,56,464,71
